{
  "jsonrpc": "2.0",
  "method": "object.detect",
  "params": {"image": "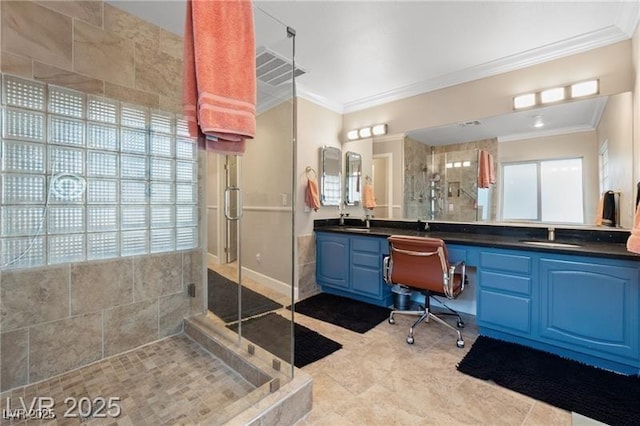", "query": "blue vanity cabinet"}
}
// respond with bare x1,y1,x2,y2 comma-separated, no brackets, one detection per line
316,232,349,289
476,249,535,337
315,232,392,307
538,256,640,364
350,236,393,307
